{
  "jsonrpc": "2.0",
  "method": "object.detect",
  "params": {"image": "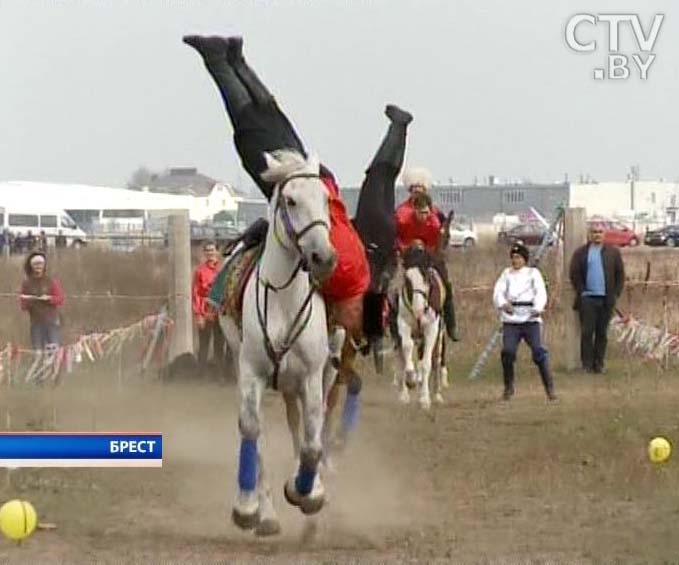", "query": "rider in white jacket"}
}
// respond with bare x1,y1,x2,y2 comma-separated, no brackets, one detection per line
492,243,556,401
